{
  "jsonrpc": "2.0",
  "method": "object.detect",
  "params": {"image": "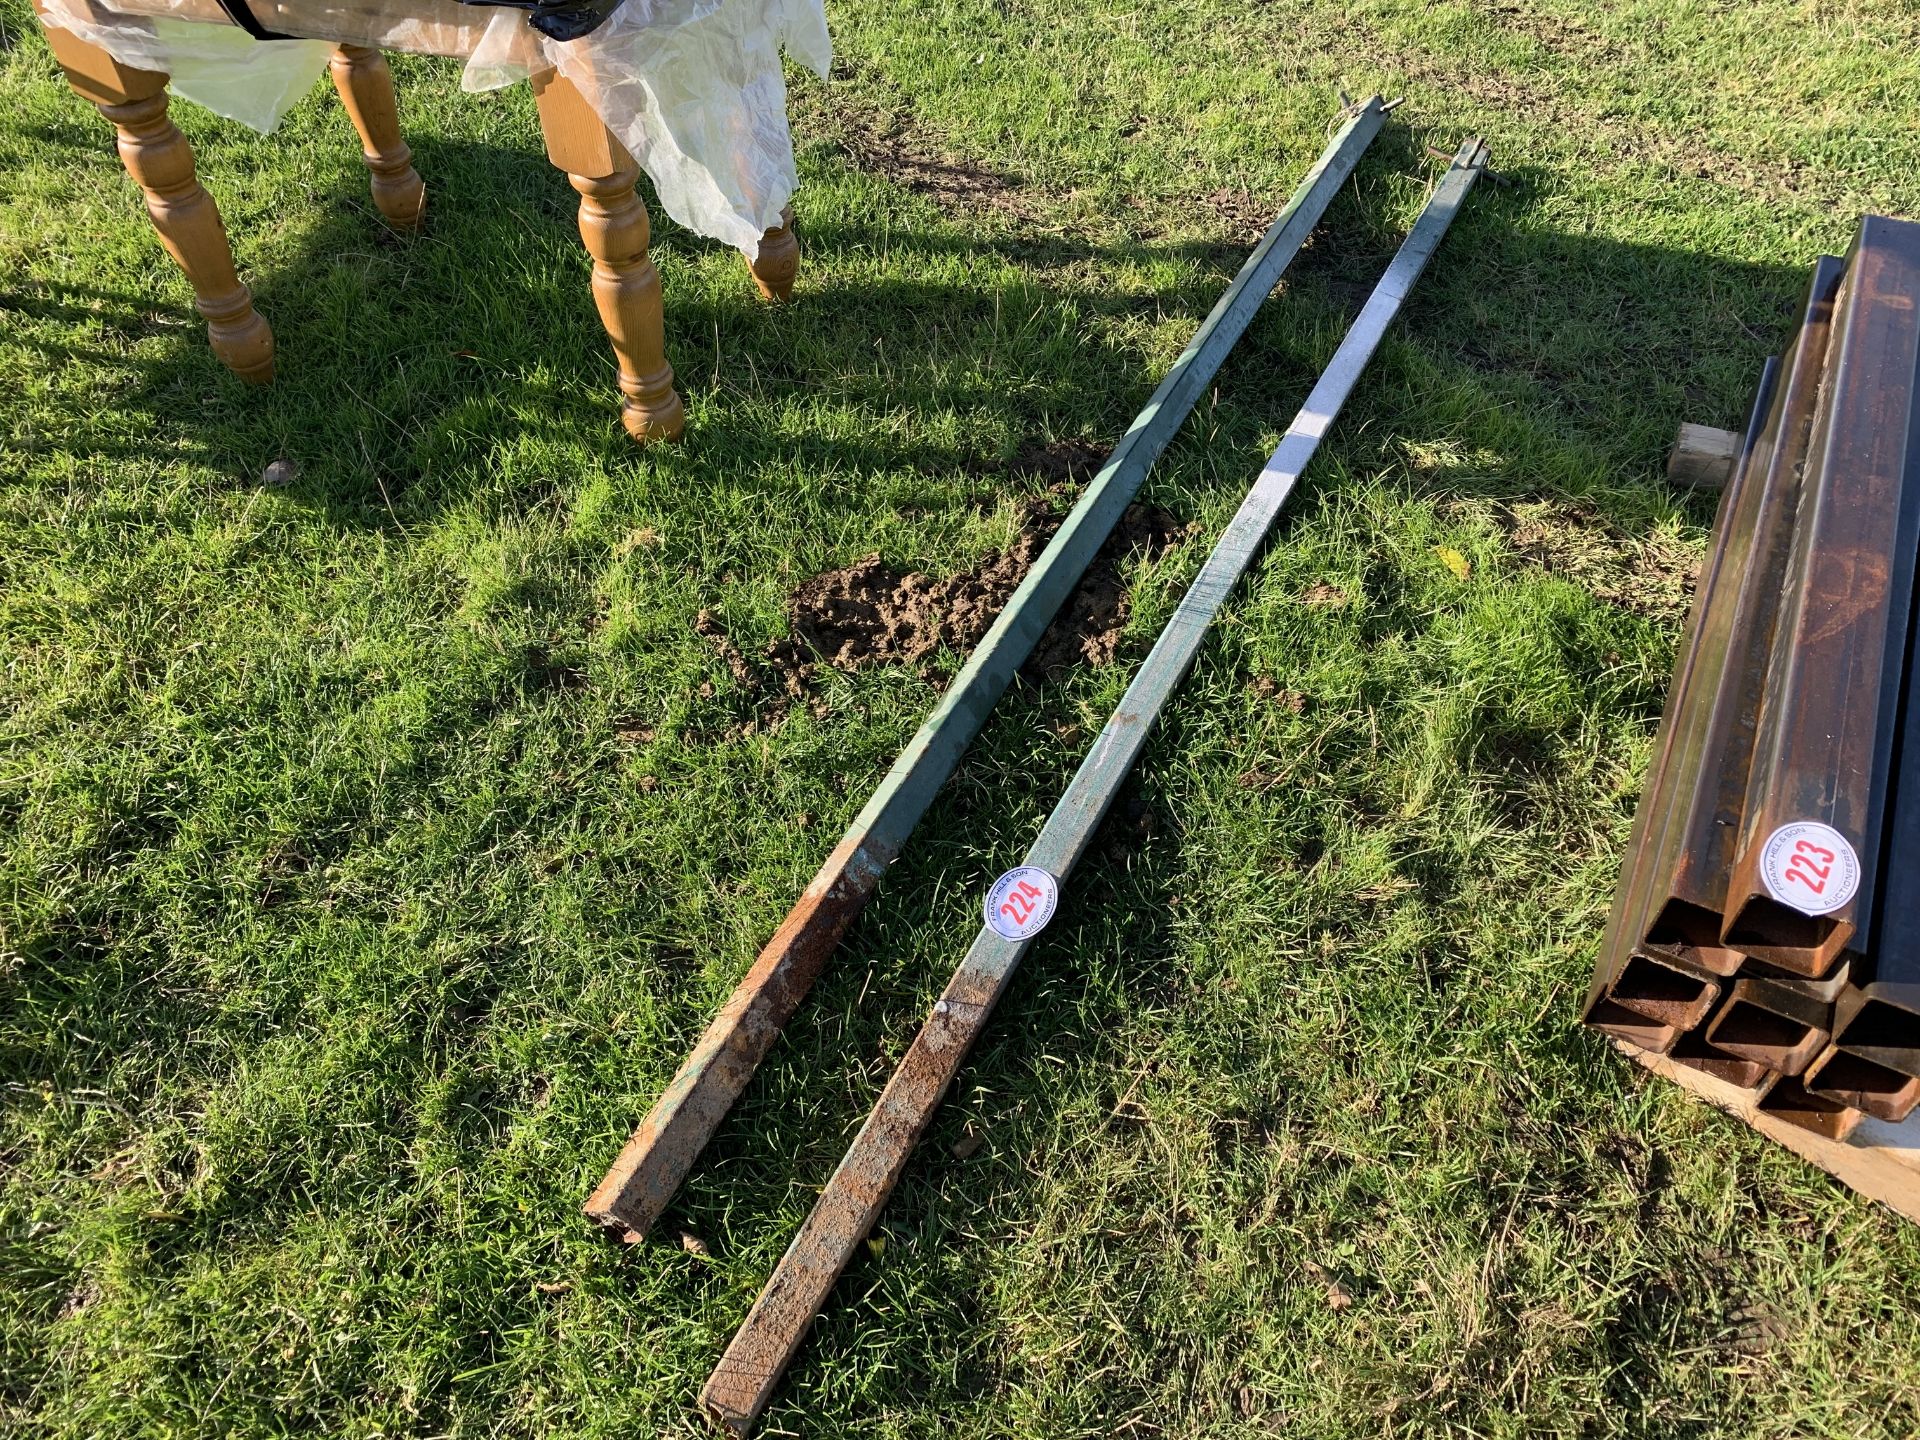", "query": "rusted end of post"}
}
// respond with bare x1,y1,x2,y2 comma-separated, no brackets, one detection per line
1701,980,1831,1076
1585,997,1680,1054
1605,953,1722,1030
1757,1075,1864,1141
1721,900,1852,977
584,837,888,1238
1665,1028,1775,1090
1802,1047,1920,1123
